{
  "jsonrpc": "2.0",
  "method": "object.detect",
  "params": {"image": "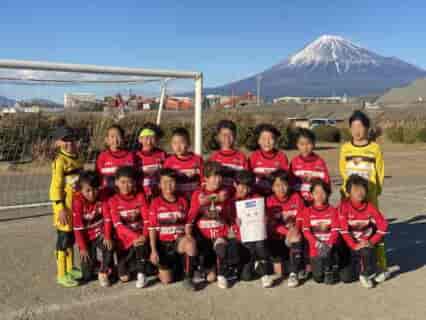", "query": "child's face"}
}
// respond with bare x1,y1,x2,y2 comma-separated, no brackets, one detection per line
171,135,189,156
235,183,250,199
297,137,314,157
160,175,176,196
312,185,328,206
350,120,368,142
56,139,77,154
105,128,123,151
258,131,275,152
80,183,98,203
205,174,222,192
349,184,367,203
139,135,156,151
272,178,289,199
115,176,135,195
217,128,235,150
